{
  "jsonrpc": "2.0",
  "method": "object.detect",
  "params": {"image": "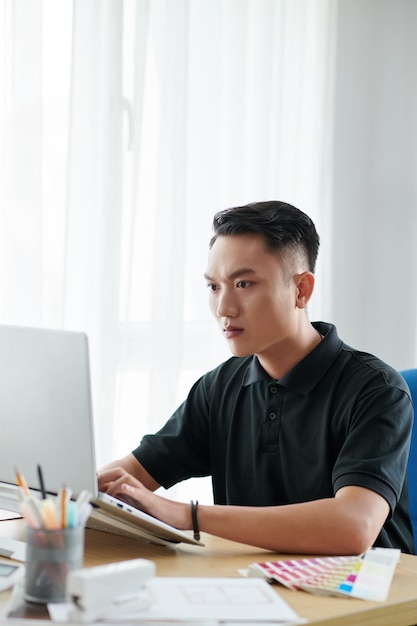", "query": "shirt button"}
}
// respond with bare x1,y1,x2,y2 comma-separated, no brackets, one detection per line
269,412,277,420
270,386,277,394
